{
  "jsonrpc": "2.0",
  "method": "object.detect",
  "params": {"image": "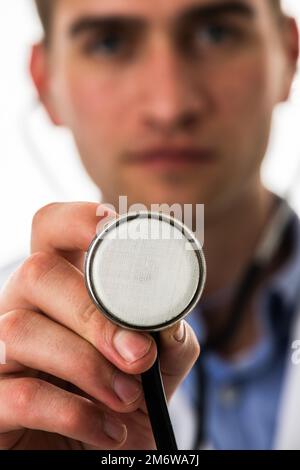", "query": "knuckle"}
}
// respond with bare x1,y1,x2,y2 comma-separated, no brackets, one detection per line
0,309,34,345
78,300,100,325
18,252,60,287
60,397,87,433
32,203,59,231
12,378,44,417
